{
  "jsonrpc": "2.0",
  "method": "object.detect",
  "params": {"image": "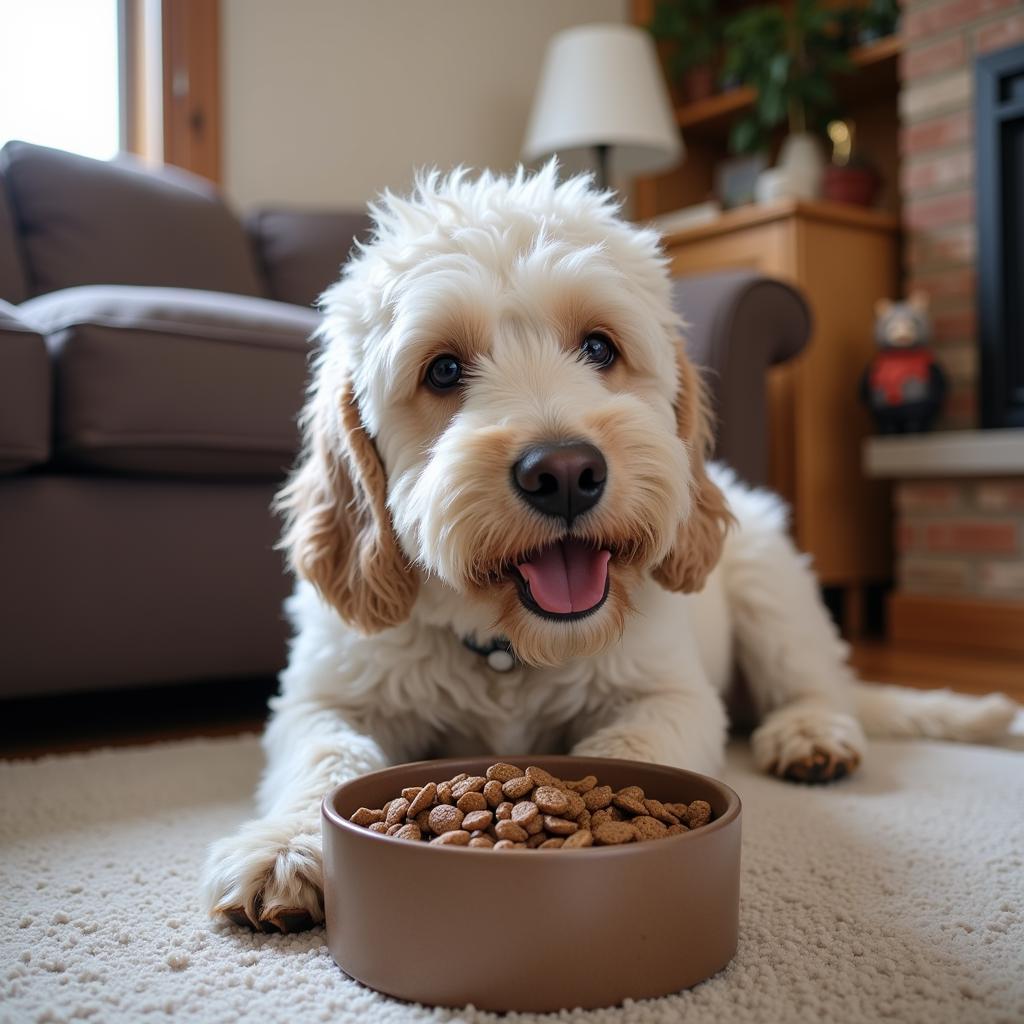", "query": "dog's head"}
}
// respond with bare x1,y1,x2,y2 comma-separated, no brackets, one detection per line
277,165,732,666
